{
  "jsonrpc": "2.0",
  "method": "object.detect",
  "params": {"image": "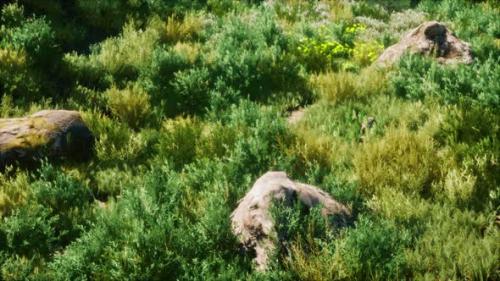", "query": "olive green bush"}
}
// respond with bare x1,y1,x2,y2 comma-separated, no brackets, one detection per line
106,84,152,130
